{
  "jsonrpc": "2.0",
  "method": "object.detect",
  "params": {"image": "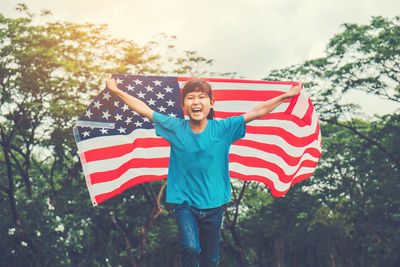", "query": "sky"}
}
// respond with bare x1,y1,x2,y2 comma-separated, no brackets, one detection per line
2,0,400,114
